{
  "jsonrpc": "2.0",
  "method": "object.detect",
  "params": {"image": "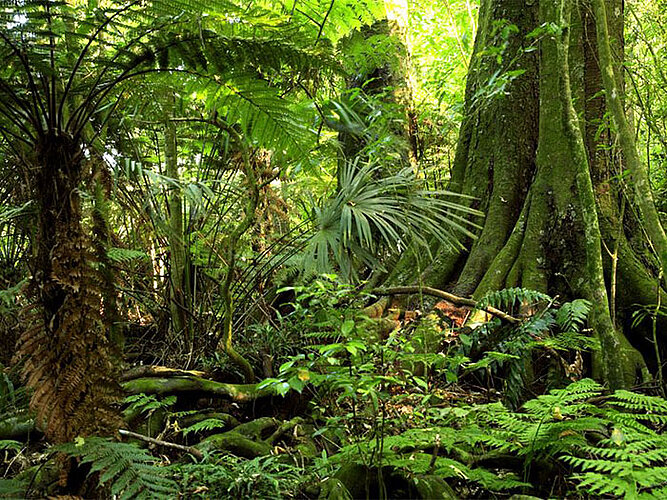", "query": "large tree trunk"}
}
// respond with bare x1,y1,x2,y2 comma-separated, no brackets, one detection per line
16,134,121,443
336,11,419,181
428,0,664,388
